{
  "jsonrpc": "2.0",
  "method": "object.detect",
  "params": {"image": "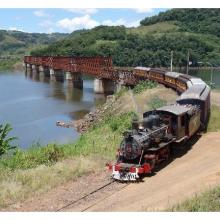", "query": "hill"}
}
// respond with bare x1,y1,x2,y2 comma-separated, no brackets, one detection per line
0,30,68,70
31,9,220,68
